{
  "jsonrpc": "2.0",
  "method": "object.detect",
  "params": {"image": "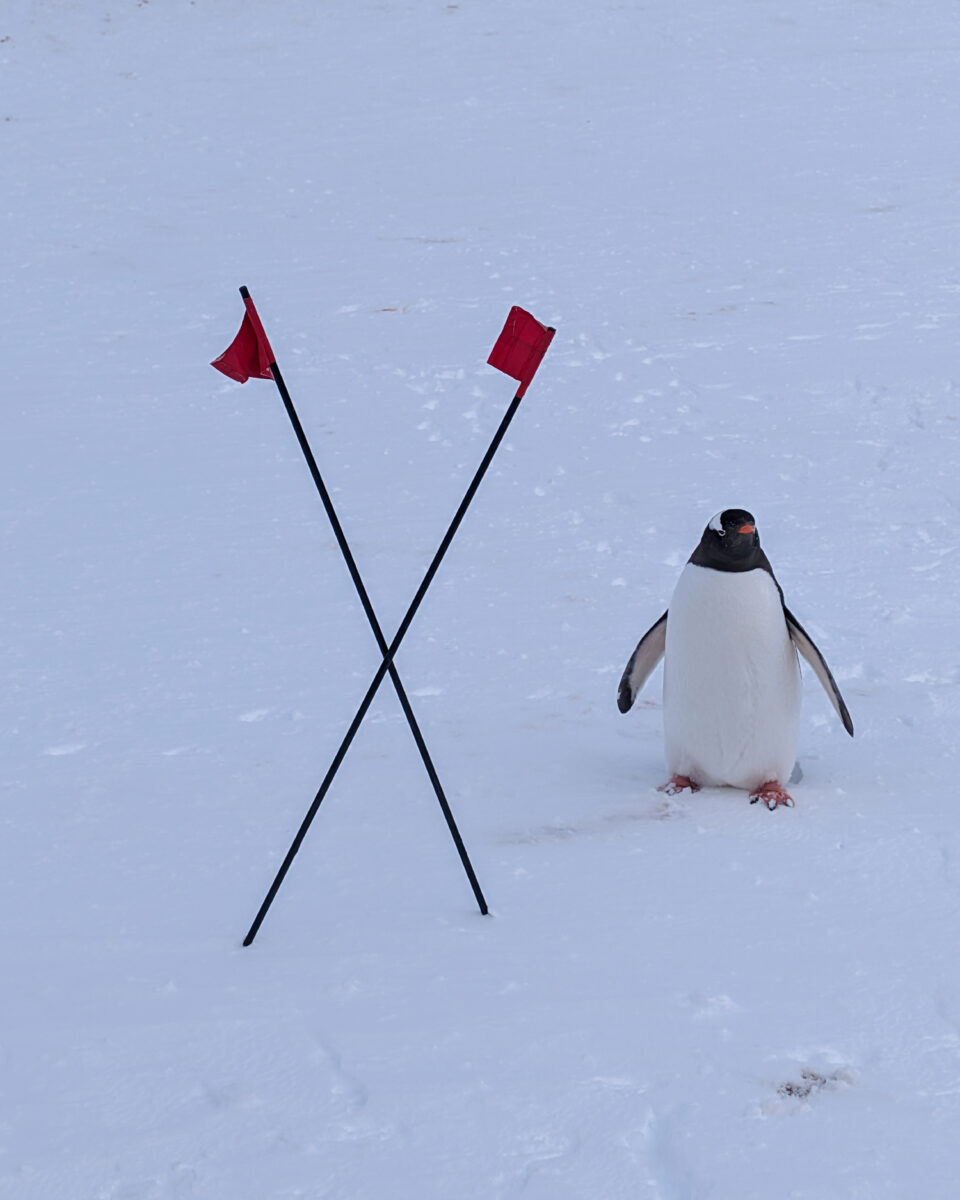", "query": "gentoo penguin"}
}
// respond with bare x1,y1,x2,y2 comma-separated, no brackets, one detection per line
617,509,853,809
